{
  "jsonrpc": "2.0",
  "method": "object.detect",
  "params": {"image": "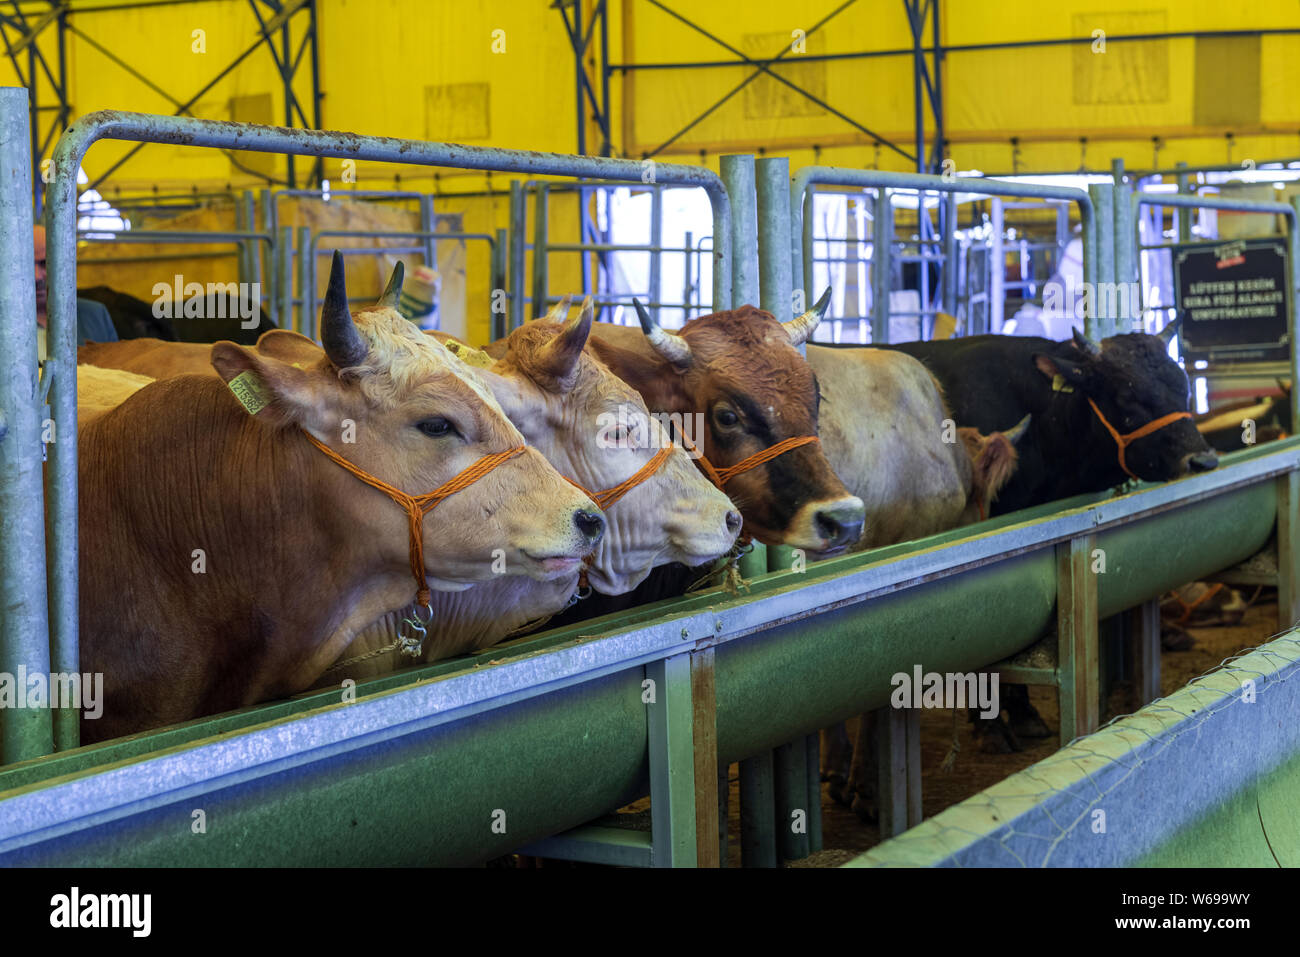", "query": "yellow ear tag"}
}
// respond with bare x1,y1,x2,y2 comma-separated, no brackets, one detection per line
1052,373,1074,394
228,370,271,414
446,340,494,369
